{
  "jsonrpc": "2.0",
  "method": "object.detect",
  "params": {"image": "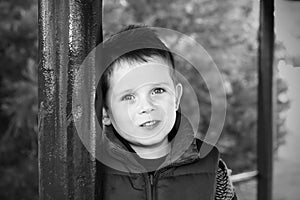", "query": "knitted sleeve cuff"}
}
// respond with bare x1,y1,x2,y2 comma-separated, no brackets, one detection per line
215,159,237,200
